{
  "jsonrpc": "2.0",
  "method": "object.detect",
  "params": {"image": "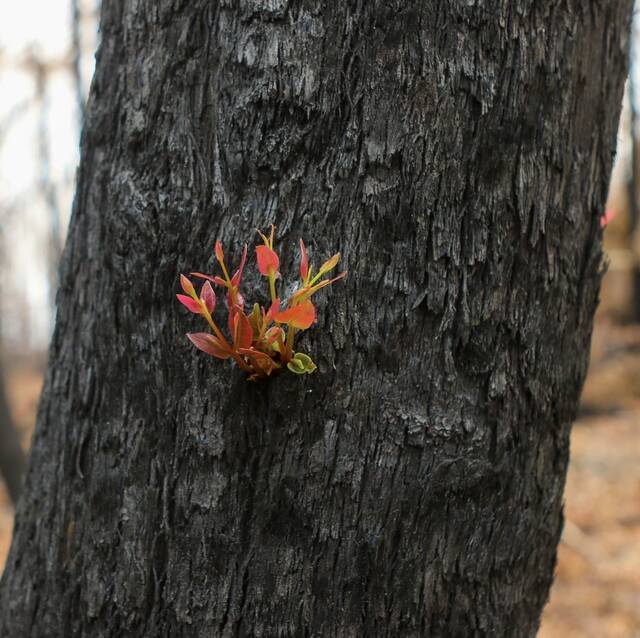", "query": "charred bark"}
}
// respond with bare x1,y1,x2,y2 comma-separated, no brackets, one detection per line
0,1,632,636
